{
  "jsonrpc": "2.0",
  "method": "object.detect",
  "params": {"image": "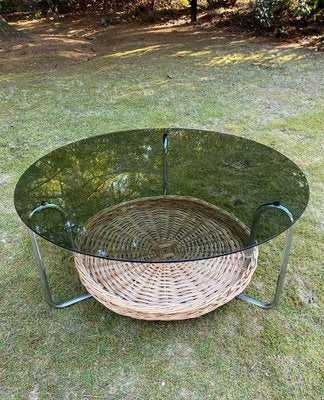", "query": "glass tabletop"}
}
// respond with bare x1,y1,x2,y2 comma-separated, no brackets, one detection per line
14,128,309,262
